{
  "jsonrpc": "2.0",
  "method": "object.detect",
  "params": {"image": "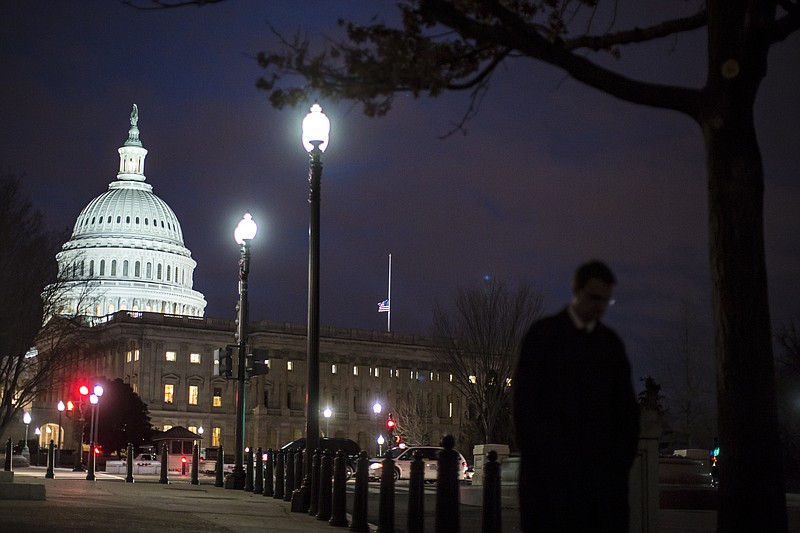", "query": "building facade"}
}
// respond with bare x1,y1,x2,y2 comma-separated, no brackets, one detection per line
26,105,466,458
